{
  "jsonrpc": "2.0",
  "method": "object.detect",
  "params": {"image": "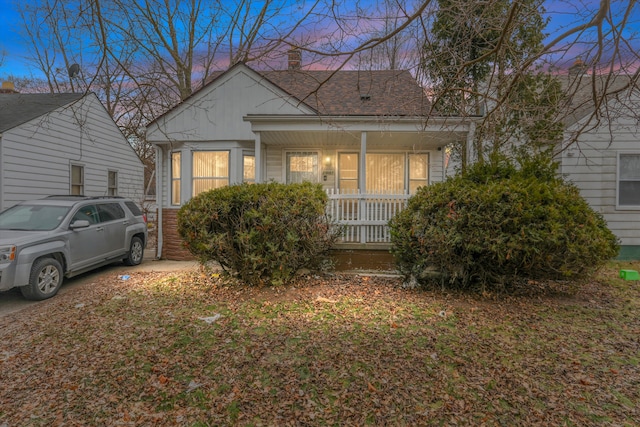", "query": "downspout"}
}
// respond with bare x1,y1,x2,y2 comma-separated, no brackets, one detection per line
155,145,163,259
